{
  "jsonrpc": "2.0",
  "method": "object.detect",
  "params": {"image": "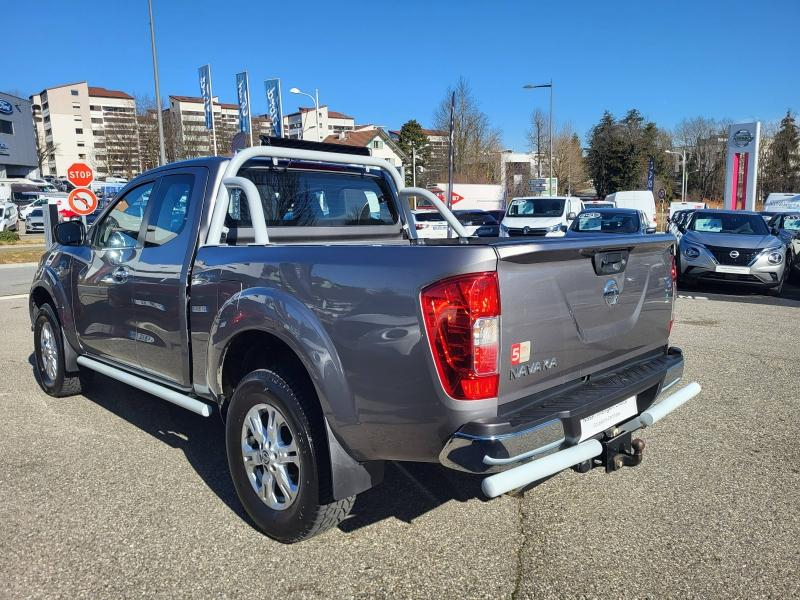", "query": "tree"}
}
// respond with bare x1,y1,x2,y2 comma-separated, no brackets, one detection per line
551,123,586,194
136,94,162,172
527,109,549,177
395,120,431,186
586,109,670,198
432,77,503,184
762,110,800,196
34,132,58,176
673,117,729,200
